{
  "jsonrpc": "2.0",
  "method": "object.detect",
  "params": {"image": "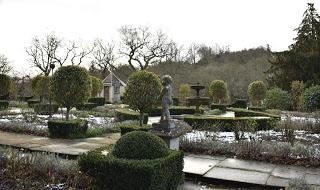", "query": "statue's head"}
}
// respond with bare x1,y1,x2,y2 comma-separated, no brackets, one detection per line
161,75,172,86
